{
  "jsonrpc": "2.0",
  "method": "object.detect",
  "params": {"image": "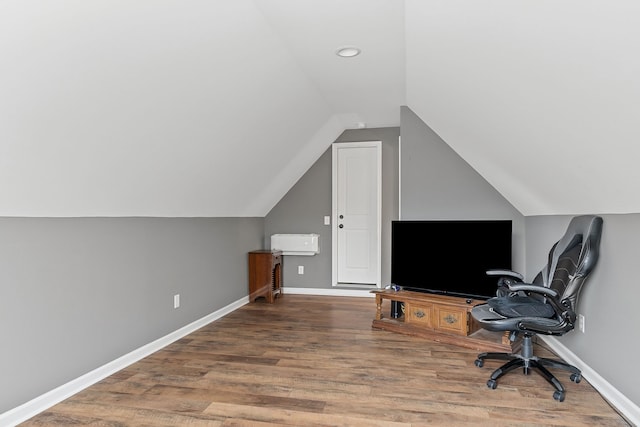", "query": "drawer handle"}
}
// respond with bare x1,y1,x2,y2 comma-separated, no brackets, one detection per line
444,314,457,324
414,310,425,318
